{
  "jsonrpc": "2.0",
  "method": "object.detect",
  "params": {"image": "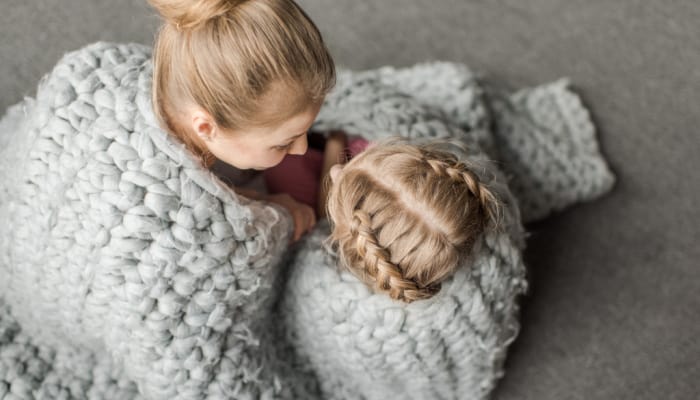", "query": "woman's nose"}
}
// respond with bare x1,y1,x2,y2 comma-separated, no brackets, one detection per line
288,136,308,156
